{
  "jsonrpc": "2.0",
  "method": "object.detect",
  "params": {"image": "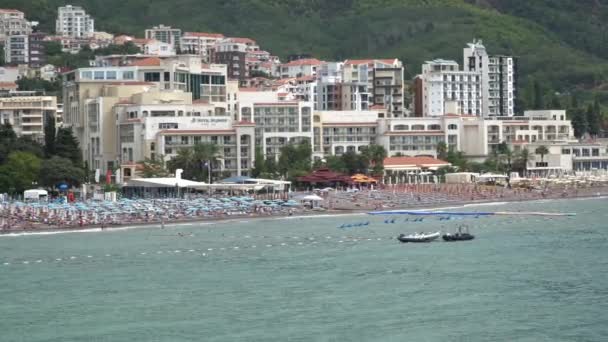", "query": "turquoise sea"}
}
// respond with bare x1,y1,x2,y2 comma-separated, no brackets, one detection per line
1,198,607,341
